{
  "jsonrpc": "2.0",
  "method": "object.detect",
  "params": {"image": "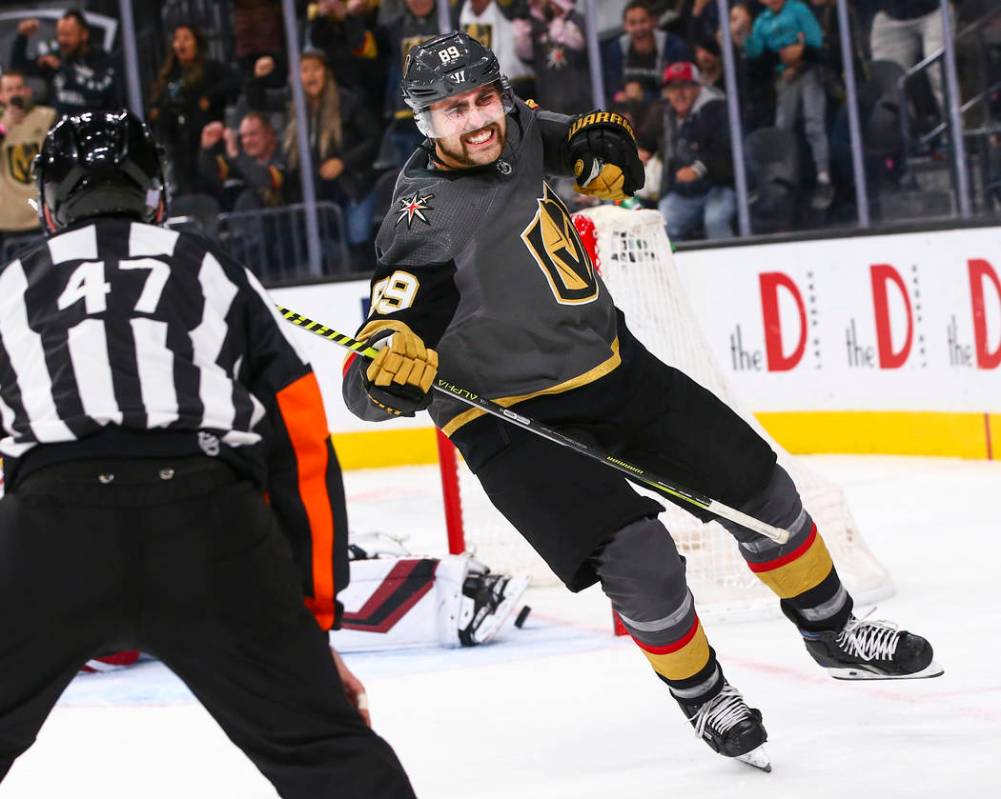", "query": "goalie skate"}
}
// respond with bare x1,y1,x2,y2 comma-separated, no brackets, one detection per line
680,682,771,772
458,566,531,647
802,610,943,680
